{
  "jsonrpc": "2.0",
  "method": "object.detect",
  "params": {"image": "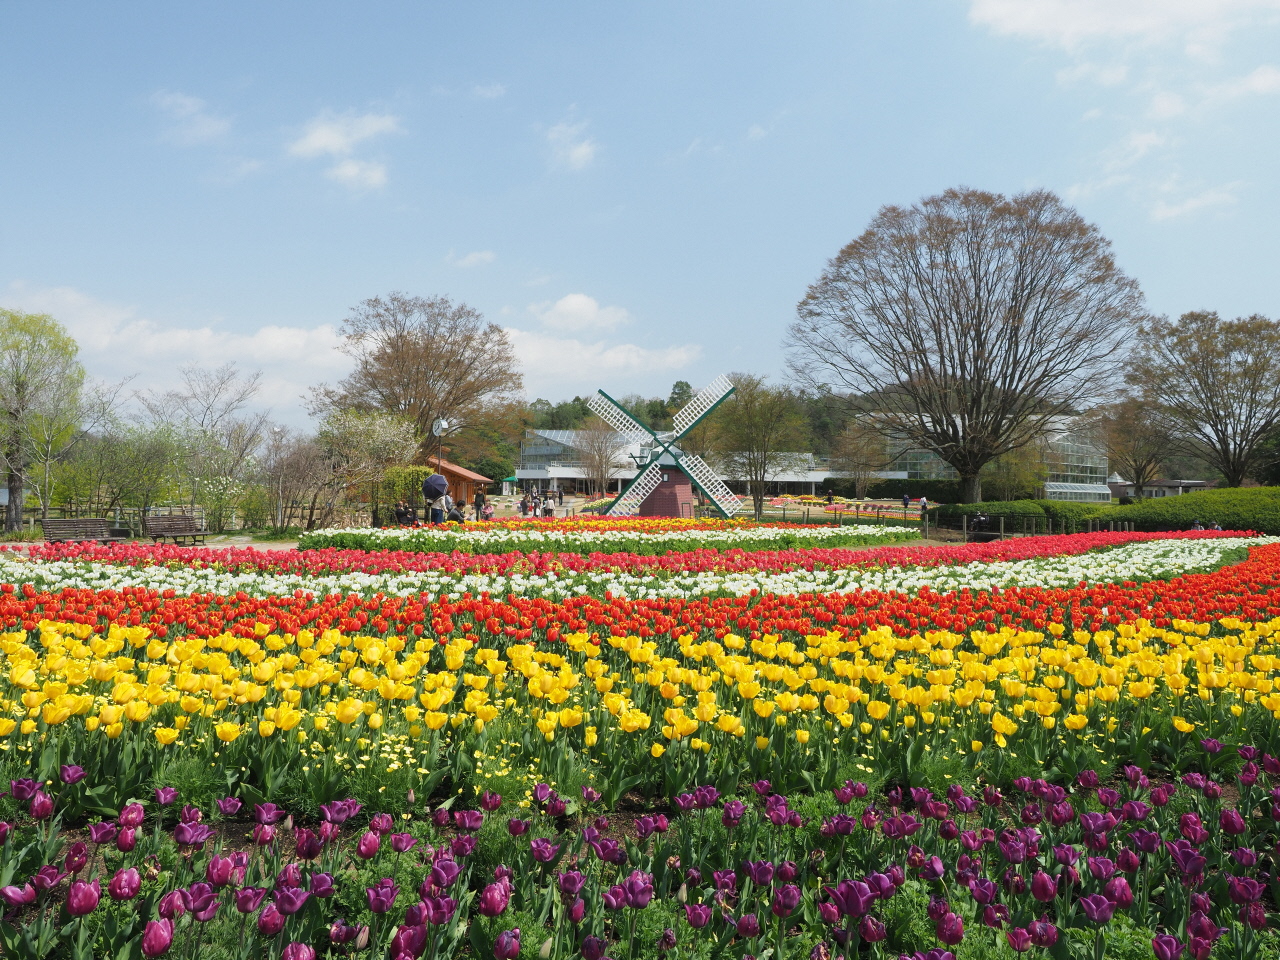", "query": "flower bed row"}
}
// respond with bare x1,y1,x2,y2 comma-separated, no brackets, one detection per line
295,521,918,556
1,737,1277,959
1,533,1264,601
